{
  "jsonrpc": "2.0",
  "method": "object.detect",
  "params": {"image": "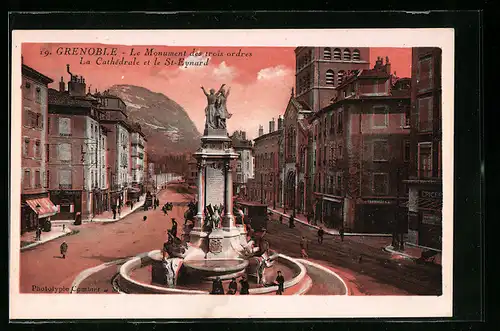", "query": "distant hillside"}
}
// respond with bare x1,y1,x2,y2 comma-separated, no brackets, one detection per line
107,85,201,155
